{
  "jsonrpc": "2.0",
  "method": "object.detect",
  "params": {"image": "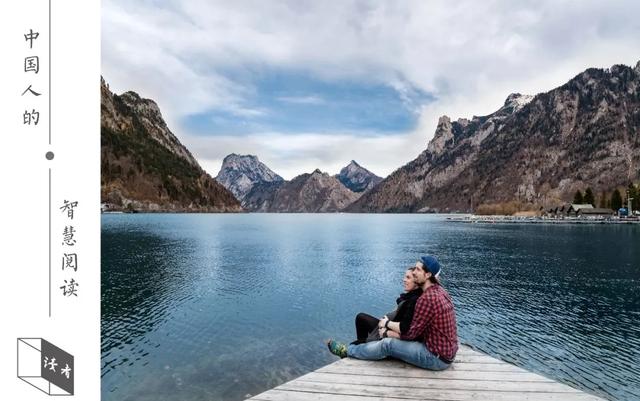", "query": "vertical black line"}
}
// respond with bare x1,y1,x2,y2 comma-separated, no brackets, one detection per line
49,169,51,317
48,0,51,145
